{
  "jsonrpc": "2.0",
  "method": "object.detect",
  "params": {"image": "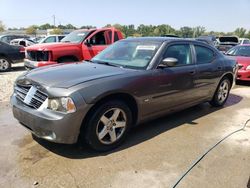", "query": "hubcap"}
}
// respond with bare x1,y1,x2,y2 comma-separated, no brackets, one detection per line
0,59,9,70
217,80,229,103
96,108,127,145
